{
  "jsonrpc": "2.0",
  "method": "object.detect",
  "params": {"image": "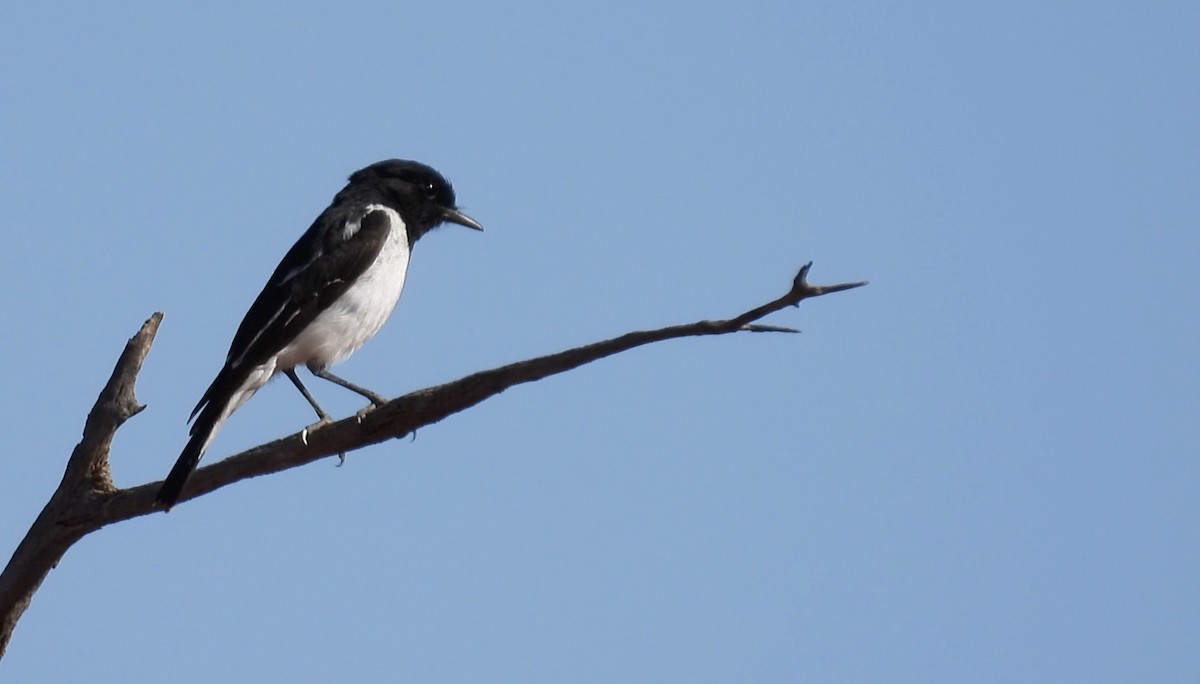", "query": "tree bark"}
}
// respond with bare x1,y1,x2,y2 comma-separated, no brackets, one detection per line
0,262,865,659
